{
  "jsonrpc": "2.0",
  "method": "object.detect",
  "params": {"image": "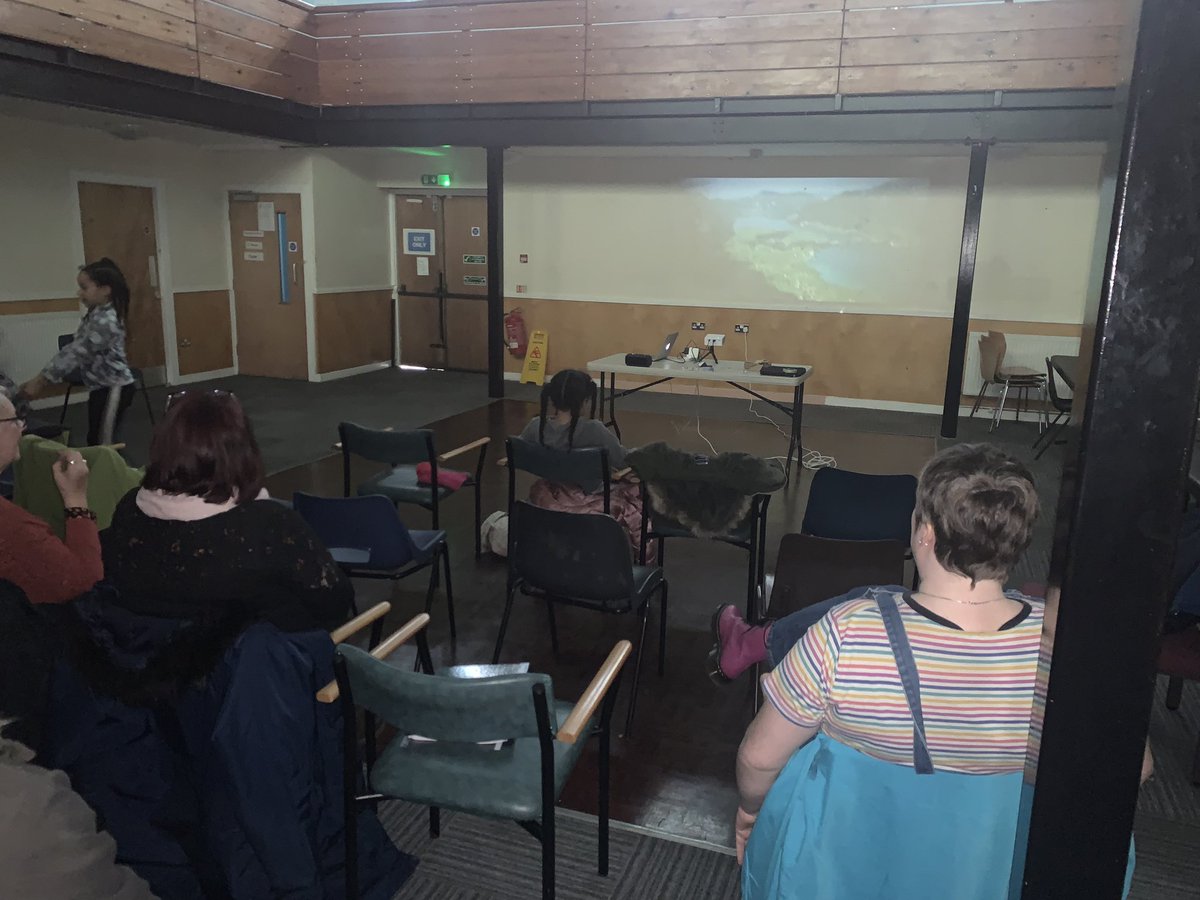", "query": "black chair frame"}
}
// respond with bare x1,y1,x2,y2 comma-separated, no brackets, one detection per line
58,365,156,431
334,639,624,900
505,436,612,515
1032,356,1073,460
638,488,771,623
340,425,489,558
338,536,456,643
